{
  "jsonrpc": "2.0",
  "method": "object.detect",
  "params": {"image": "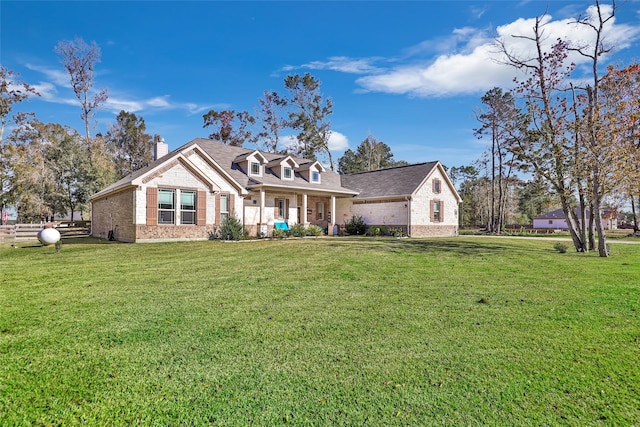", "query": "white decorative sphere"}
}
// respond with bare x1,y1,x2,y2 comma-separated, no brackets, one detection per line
38,228,61,245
